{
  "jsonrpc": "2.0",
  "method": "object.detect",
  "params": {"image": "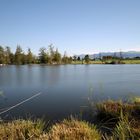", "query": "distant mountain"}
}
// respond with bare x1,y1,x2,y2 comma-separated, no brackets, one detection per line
76,51,140,59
